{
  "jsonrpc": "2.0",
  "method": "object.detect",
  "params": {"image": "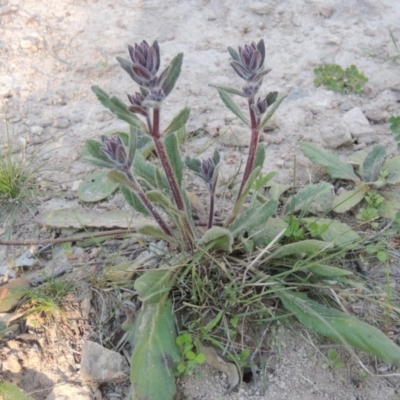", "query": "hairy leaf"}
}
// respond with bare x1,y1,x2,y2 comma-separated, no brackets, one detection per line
91,86,147,132
78,170,119,202
383,156,400,185
378,191,400,219
83,139,114,168
253,143,265,170
303,218,360,247
210,84,245,97
332,187,366,213
268,181,291,201
280,290,400,365
133,153,169,192
362,145,386,182
300,142,359,181
229,199,278,238
307,264,353,277
134,269,175,304
163,53,183,97
197,227,233,253
224,167,261,227
138,225,177,246
129,301,180,400
164,107,190,136
270,240,332,259
217,89,250,126
120,186,150,216
164,133,183,185
283,182,334,215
